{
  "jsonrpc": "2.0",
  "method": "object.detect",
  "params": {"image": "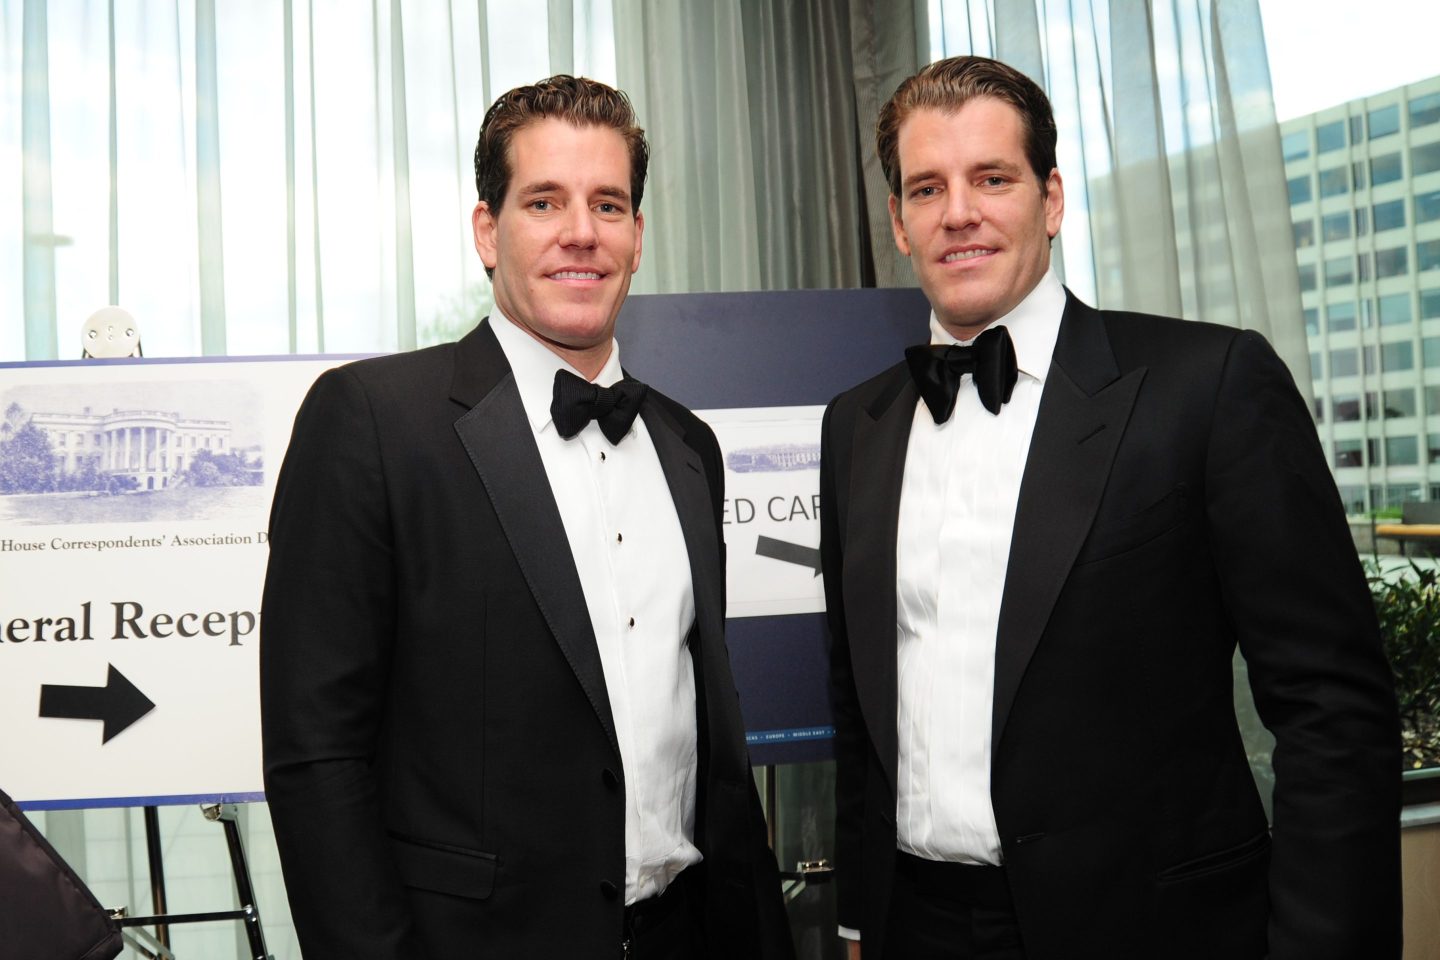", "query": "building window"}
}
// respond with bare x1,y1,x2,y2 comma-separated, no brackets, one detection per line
1368,104,1401,139
1388,483,1422,507
1425,337,1440,368
1282,129,1310,162
1339,485,1368,513
1373,199,1406,232
1335,439,1364,468
1428,386,1440,416
1431,436,1440,465
1328,301,1357,331
1363,344,1378,374
1413,142,1440,177
1288,174,1313,205
1299,262,1317,292
1317,119,1346,153
1371,153,1403,187
1294,219,1316,248
1376,246,1409,278
1320,211,1348,242
1382,340,1414,372
1418,190,1440,224
57,433,66,447
1311,351,1323,380
1351,115,1366,144
1330,347,1358,377
1325,256,1354,288
1356,207,1371,236
1380,293,1413,326
1358,253,1373,283
1369,439,1383,467
1385,388,1417,418
1334,394,1361,421
1304,308,1320,336
1423,289,1440,321
1319,166,1349,198
1419,239,1440,274
1312,397,1324,424
1365,391,1382,420
1412,91,1440,128
1386,436,1419,466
